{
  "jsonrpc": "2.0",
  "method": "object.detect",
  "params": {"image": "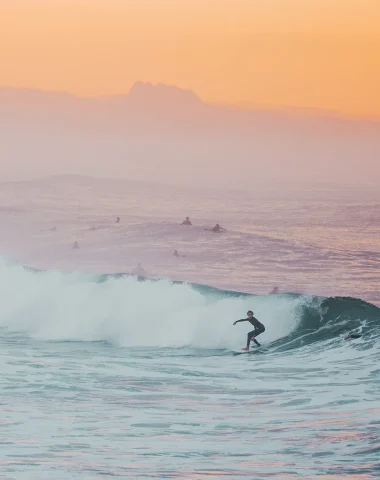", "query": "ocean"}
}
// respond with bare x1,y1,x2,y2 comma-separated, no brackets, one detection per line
0,176,379,479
